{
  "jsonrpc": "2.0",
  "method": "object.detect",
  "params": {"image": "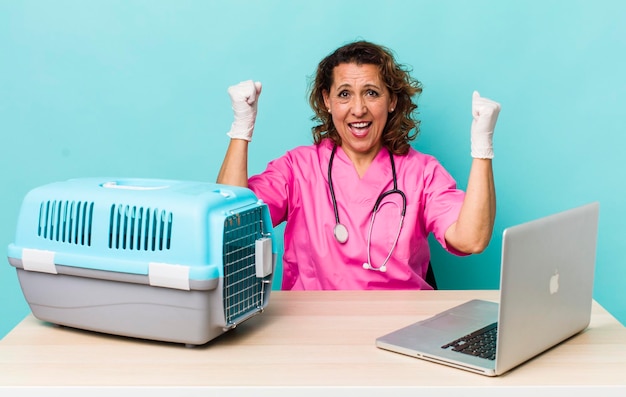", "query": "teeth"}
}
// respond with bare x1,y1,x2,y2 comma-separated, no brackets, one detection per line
351,122,370,128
